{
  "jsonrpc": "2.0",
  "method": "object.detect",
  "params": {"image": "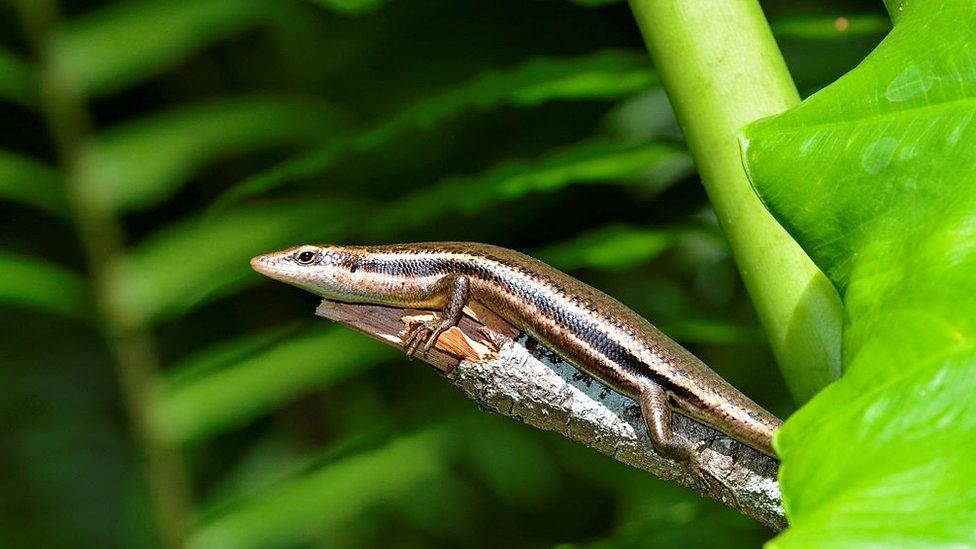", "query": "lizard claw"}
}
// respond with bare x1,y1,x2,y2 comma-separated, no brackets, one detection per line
694,433,722,454
403,316,452,358
689,451,740,508
402,324,425,358
476,325,508,352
